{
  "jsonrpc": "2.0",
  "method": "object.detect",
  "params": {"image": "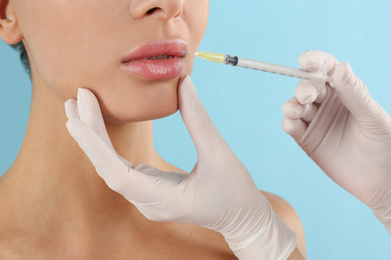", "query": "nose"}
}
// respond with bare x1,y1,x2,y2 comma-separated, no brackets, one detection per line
130,0,184,20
